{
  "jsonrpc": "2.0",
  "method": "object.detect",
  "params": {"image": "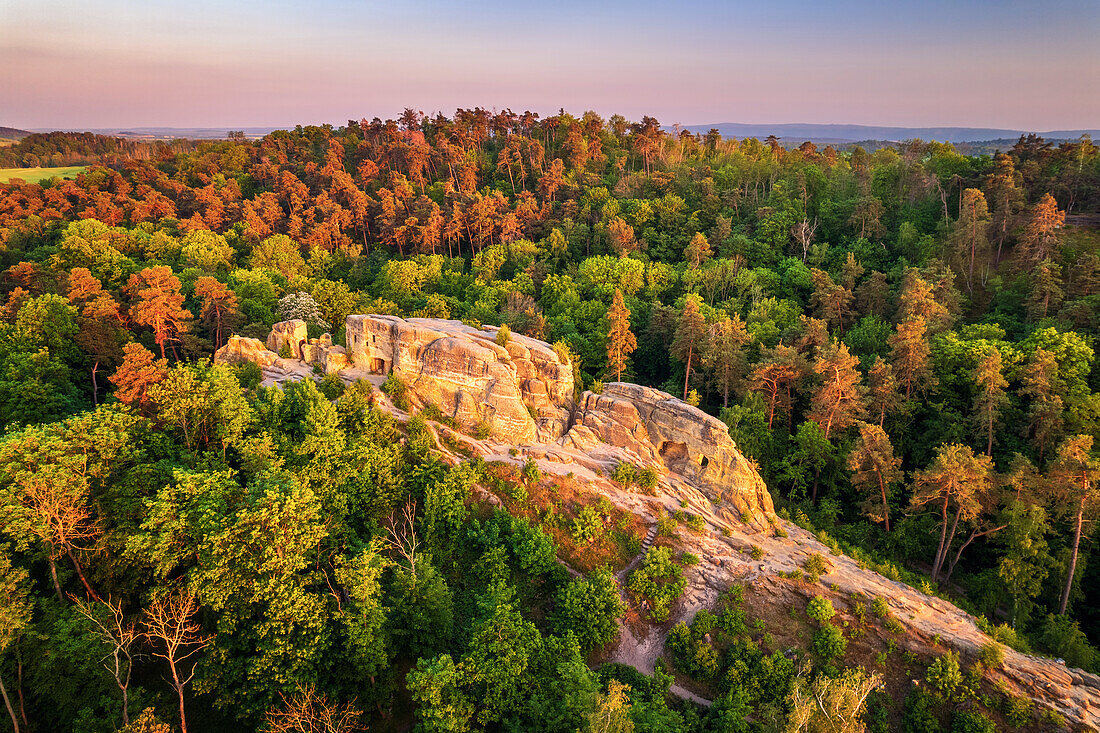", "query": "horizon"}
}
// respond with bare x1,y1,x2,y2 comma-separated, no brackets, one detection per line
3,0,1098,130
